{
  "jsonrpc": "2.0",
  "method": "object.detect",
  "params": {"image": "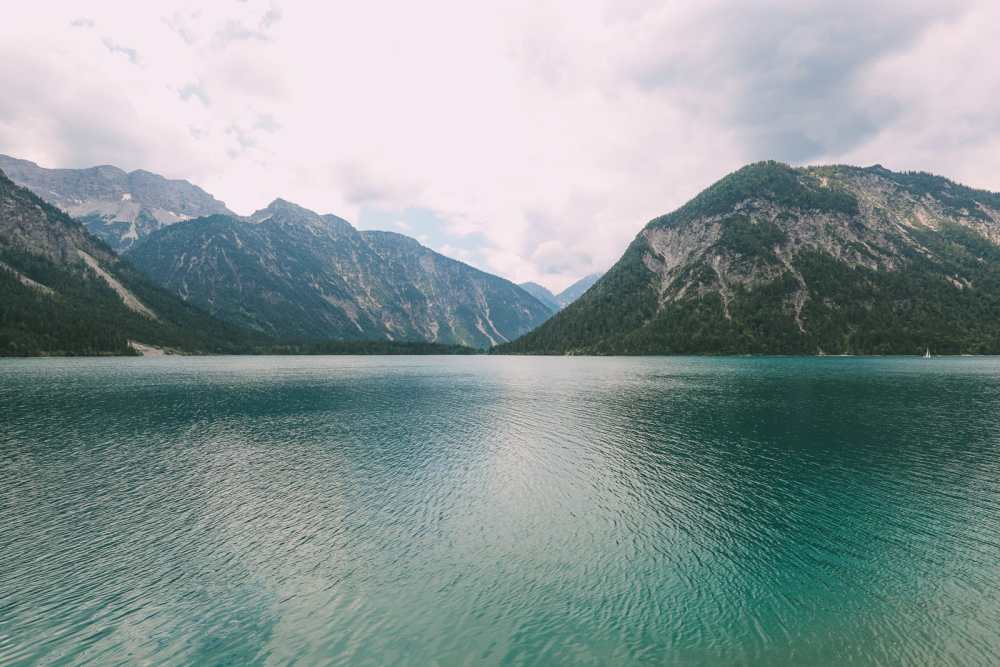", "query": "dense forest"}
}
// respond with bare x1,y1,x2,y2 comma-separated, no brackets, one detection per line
0,170,486,357
125,206,550,348
8,159,1000,357
0,245,268,356
265,340,481,355
0,171,264,356
497,162,1000,355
